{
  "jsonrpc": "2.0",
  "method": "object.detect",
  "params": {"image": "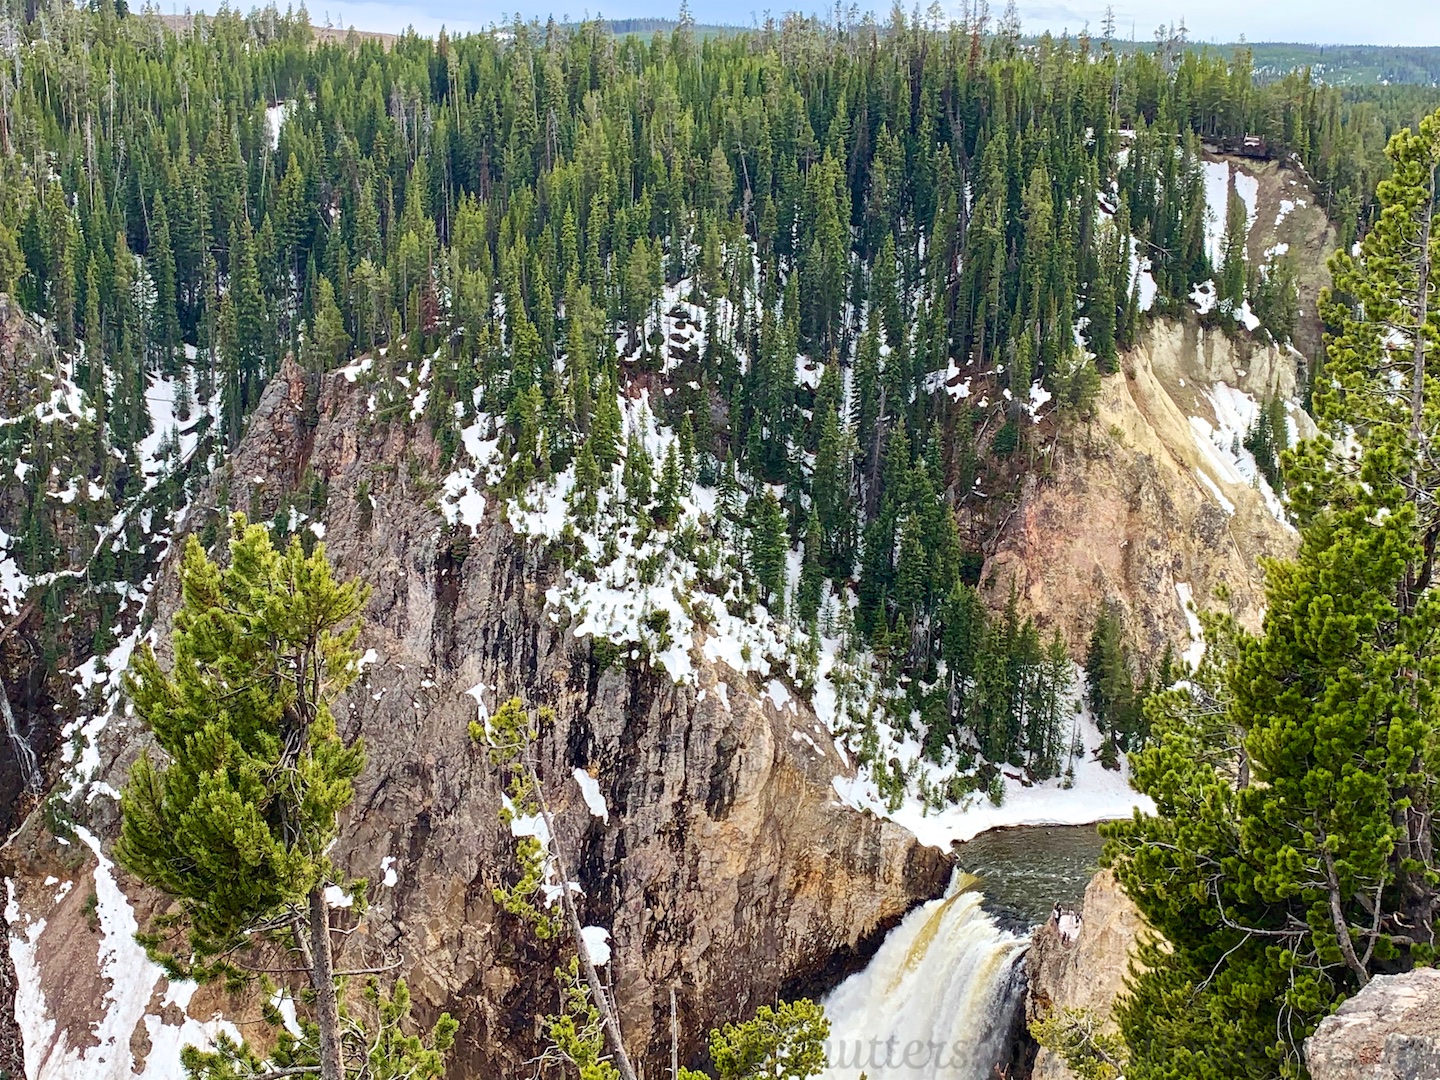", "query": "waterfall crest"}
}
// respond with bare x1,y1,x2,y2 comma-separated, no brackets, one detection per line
822,875,1027,1080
